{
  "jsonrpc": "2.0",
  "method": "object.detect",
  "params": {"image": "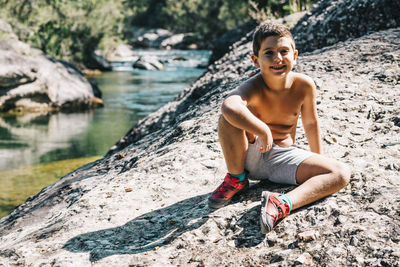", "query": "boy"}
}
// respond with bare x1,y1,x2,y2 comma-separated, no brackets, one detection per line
208,23,351,234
